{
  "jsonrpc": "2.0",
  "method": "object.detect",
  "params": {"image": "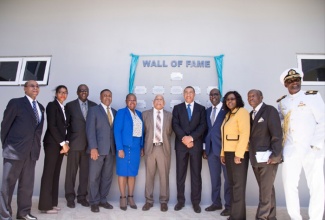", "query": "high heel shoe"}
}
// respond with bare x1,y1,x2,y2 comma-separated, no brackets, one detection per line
127,195,137,209
120,196,127,211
